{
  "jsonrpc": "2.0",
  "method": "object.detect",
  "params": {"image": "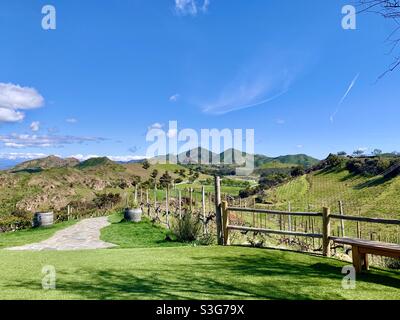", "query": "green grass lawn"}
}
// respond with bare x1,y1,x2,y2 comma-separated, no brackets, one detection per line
101,213,186,248
0,220,77,249
0,246,399,300
0,214,399,300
